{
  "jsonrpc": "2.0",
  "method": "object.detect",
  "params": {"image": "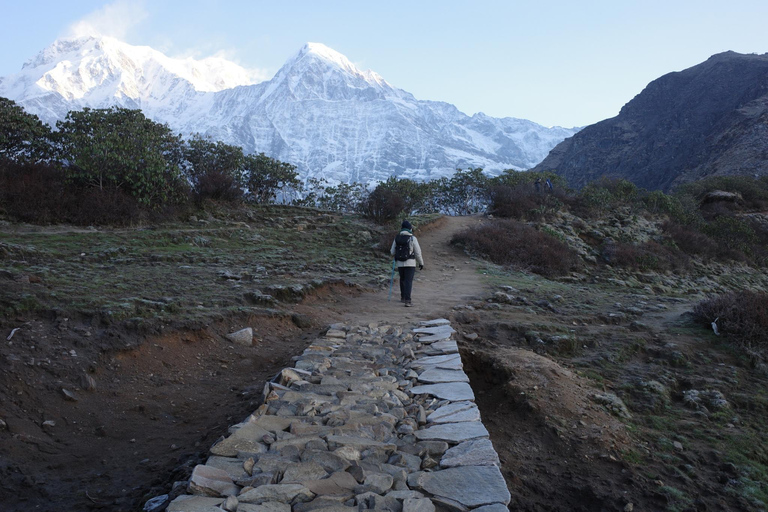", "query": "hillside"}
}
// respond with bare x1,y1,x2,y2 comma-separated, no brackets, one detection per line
533,51,768,191
2,190,768,510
